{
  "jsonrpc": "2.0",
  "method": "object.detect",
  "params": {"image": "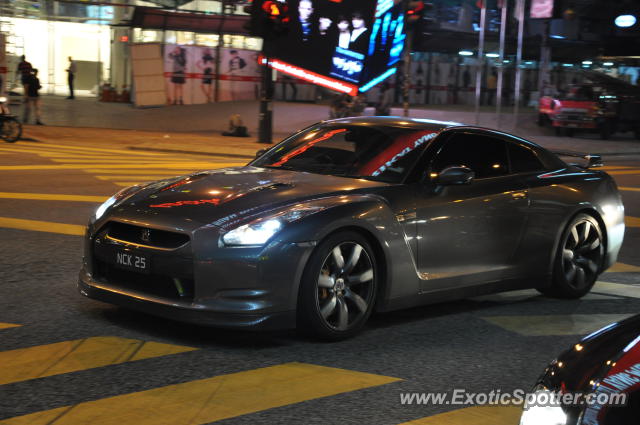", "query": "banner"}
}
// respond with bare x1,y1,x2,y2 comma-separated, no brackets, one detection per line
163,45,260,105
